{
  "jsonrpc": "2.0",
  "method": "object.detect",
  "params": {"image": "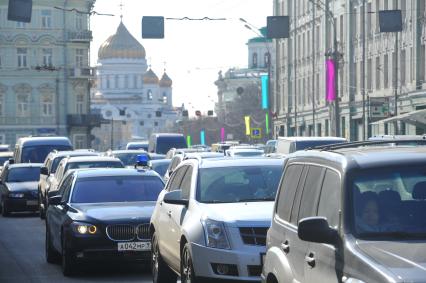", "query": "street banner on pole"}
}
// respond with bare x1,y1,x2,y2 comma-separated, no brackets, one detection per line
245,116,251,135
220,127,225,142
261,75,269,109
265,113,270,135
200,130,206,145
186,135,191,147
326,59,336,102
